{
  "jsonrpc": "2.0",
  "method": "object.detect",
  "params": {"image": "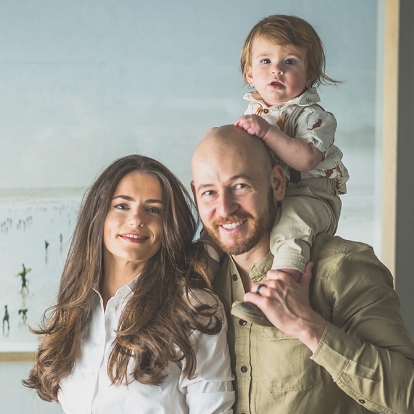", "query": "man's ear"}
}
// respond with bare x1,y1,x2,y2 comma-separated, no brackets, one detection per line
271,165,285,201
190,180,198,208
